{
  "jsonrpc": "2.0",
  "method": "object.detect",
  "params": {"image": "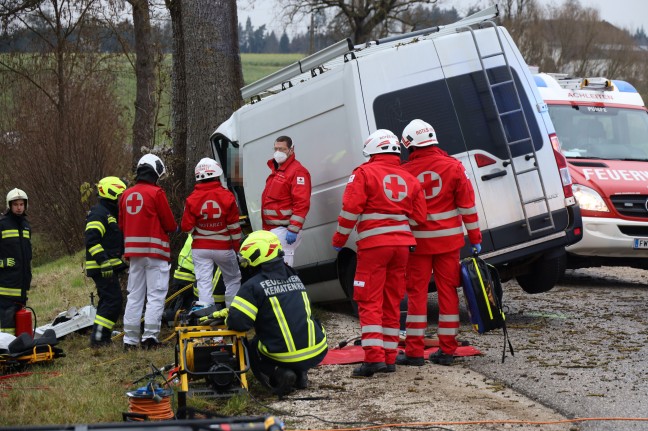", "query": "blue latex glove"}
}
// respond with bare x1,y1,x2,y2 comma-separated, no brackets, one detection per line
333,246,342,252
471,243,482,254
286,231,298,245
